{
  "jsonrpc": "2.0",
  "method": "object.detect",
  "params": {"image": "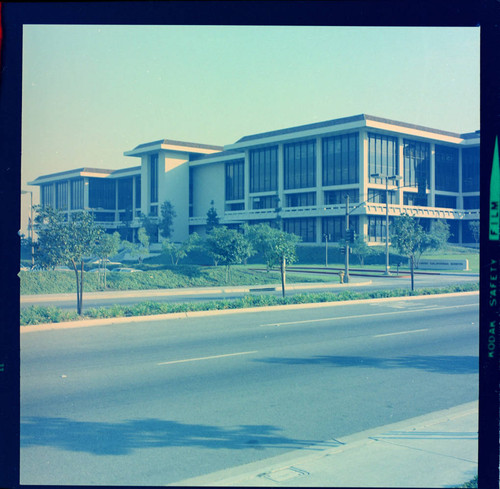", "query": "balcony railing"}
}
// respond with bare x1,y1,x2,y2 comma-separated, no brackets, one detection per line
188,203,479,225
